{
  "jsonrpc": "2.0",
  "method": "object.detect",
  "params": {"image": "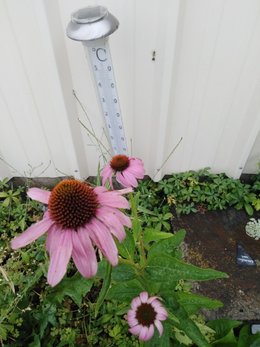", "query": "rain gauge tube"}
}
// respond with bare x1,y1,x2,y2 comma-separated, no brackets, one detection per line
66,6,128,155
